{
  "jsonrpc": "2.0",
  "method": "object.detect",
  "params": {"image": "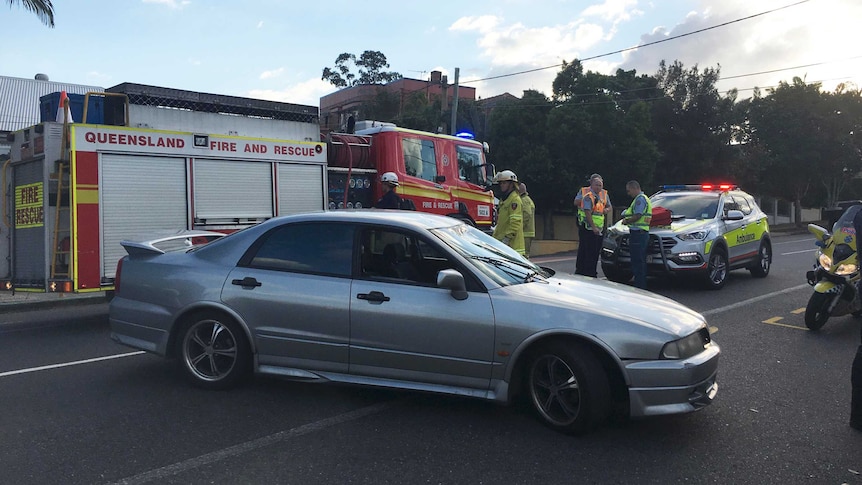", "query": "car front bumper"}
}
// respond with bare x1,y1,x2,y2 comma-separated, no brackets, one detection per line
601,234,709,274
625,342,720,417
